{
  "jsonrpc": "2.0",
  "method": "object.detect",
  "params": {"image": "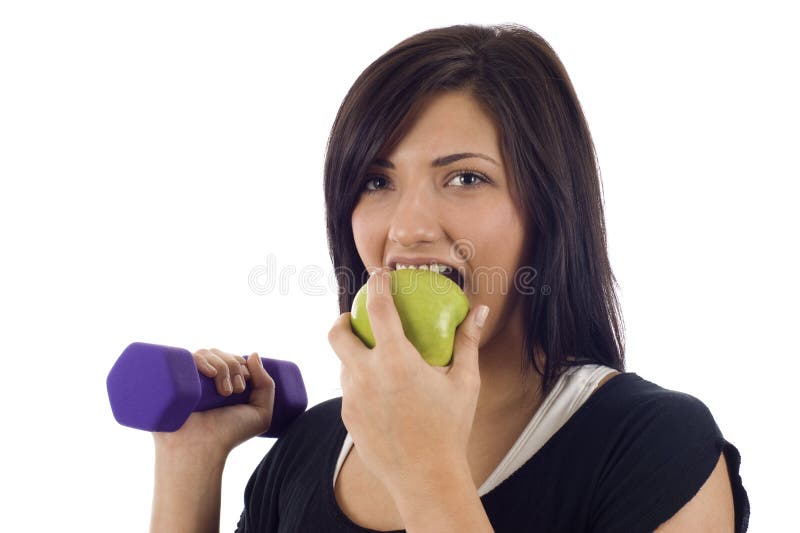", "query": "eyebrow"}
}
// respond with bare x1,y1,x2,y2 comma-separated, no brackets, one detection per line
371,152,500,169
